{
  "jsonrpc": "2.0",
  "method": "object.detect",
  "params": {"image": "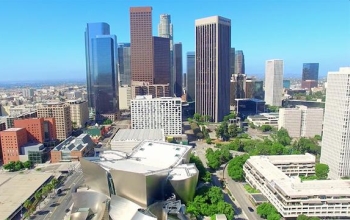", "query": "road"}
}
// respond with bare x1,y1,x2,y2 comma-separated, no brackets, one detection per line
32,170,84,220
